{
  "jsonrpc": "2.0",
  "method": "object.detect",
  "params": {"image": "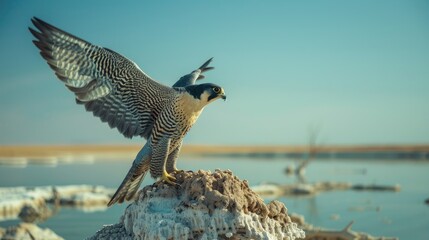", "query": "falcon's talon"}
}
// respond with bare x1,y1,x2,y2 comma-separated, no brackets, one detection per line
163,178,178,186
168,175,176,181
162,171,177,184
172,169,184,174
